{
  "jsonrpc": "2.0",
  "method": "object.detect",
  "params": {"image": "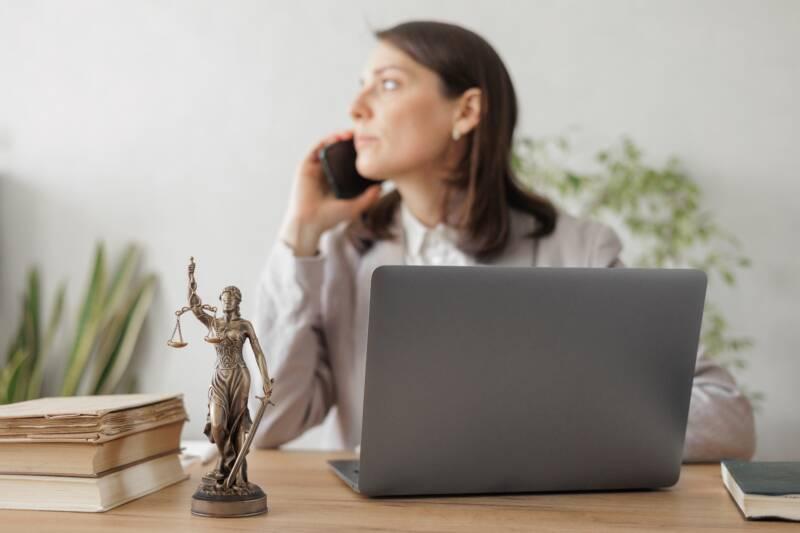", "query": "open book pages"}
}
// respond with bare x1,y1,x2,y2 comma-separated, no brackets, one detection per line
0,393,188,443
